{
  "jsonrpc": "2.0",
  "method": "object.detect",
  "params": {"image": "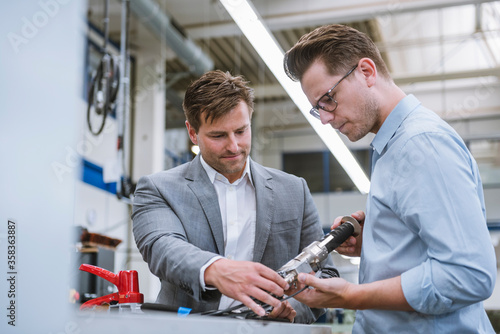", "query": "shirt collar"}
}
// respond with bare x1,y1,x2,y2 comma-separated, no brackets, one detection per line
200,155,253,186
371,94,421,155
